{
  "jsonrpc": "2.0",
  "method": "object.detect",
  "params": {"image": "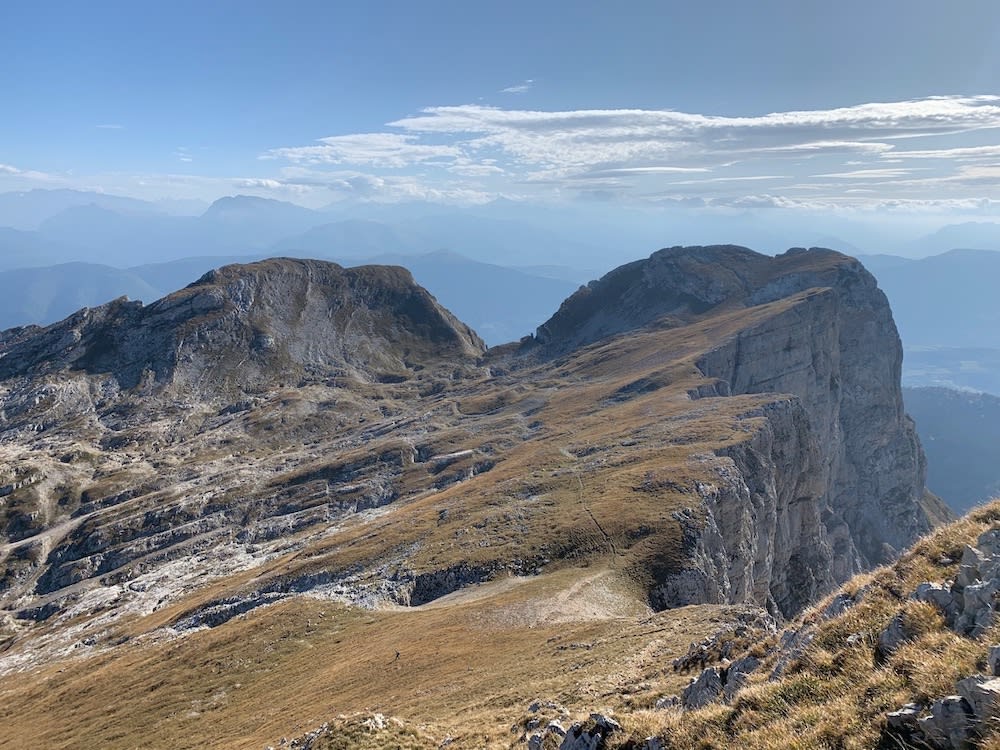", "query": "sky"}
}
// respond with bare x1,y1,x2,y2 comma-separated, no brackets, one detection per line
4,0,1000,222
